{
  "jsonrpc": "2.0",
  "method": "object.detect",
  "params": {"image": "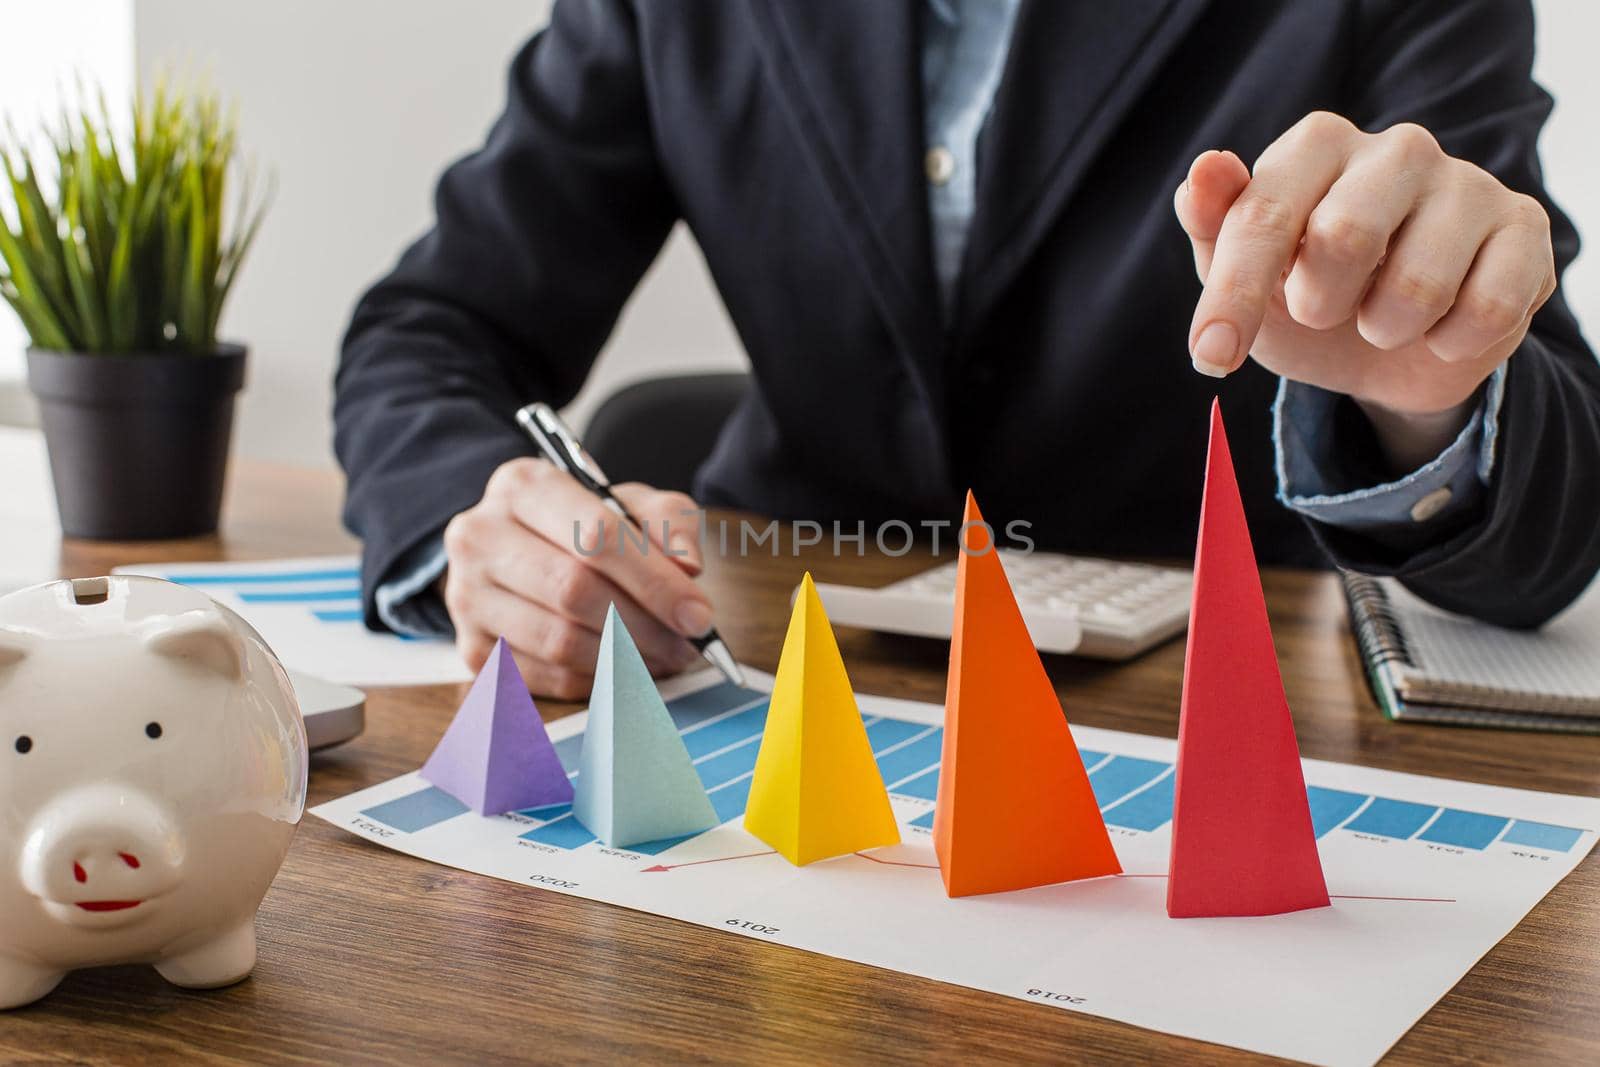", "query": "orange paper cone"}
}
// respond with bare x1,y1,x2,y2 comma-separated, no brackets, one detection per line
932,492,1121,897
